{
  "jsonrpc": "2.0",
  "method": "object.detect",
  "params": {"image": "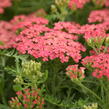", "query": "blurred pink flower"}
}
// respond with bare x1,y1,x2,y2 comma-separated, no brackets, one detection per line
88,9,109,23
68,0,90,9
0,21,16,49
0,0,12,14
